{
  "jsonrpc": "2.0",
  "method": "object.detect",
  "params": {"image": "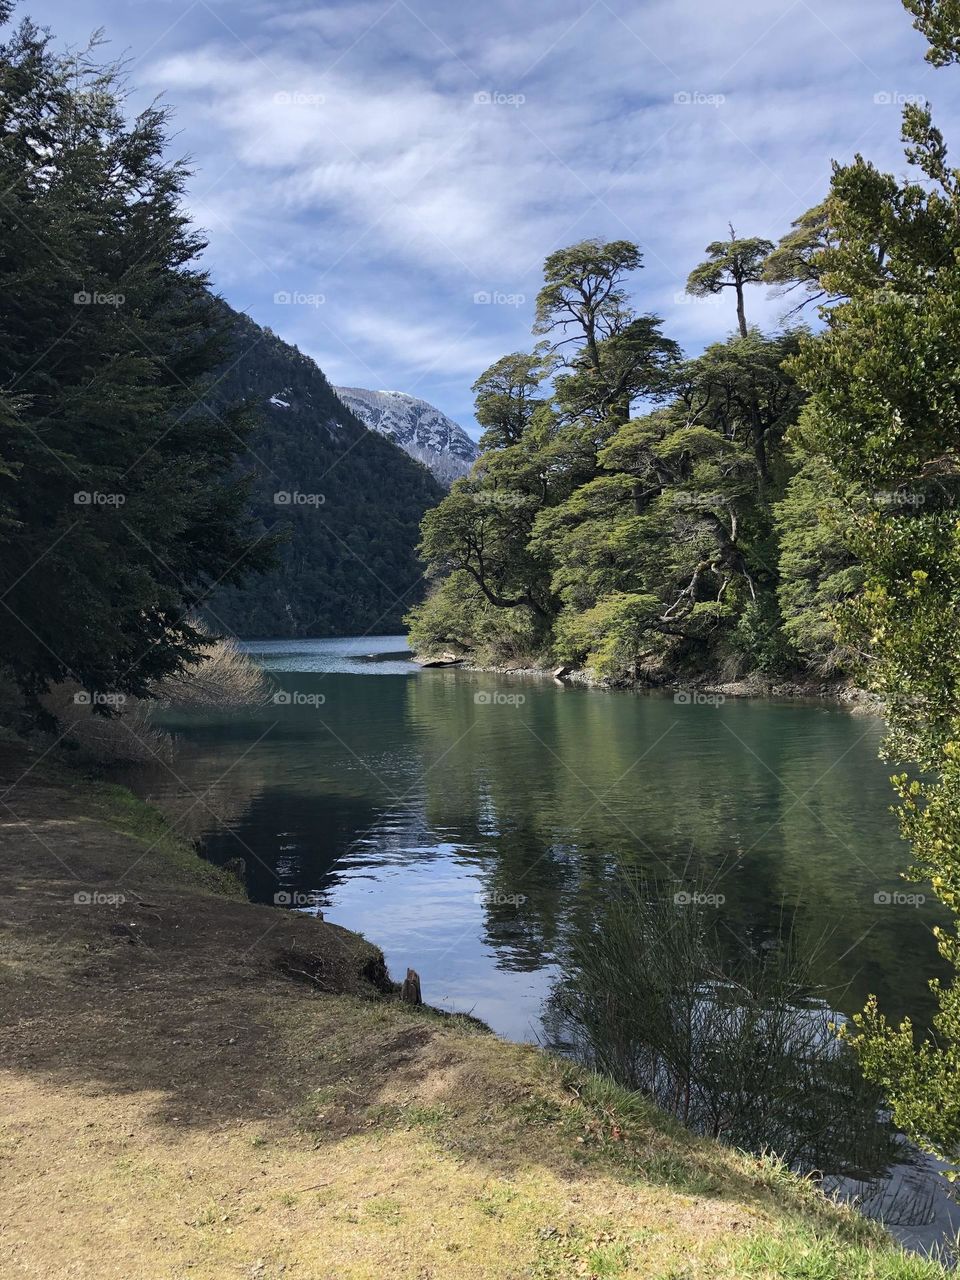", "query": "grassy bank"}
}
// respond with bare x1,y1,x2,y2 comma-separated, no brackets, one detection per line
0,746,948,1279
